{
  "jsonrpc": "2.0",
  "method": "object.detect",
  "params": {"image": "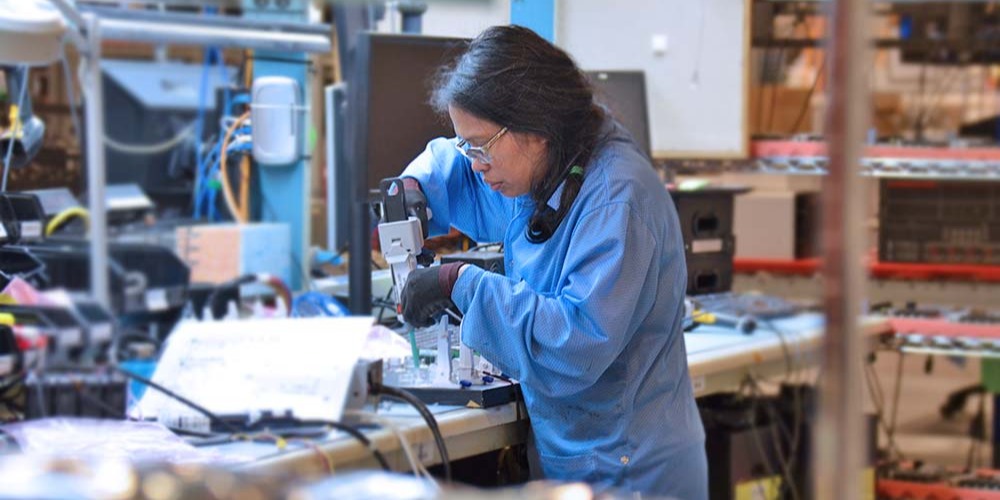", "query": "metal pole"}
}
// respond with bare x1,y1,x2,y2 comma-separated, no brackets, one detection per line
83,13,110,309
815,0,871,499
78,5,332,35
98,18,331,53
